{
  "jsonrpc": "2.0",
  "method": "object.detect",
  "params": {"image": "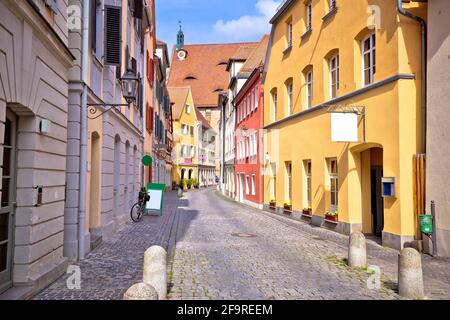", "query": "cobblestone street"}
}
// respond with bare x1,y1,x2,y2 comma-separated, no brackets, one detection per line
35,188,450,300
